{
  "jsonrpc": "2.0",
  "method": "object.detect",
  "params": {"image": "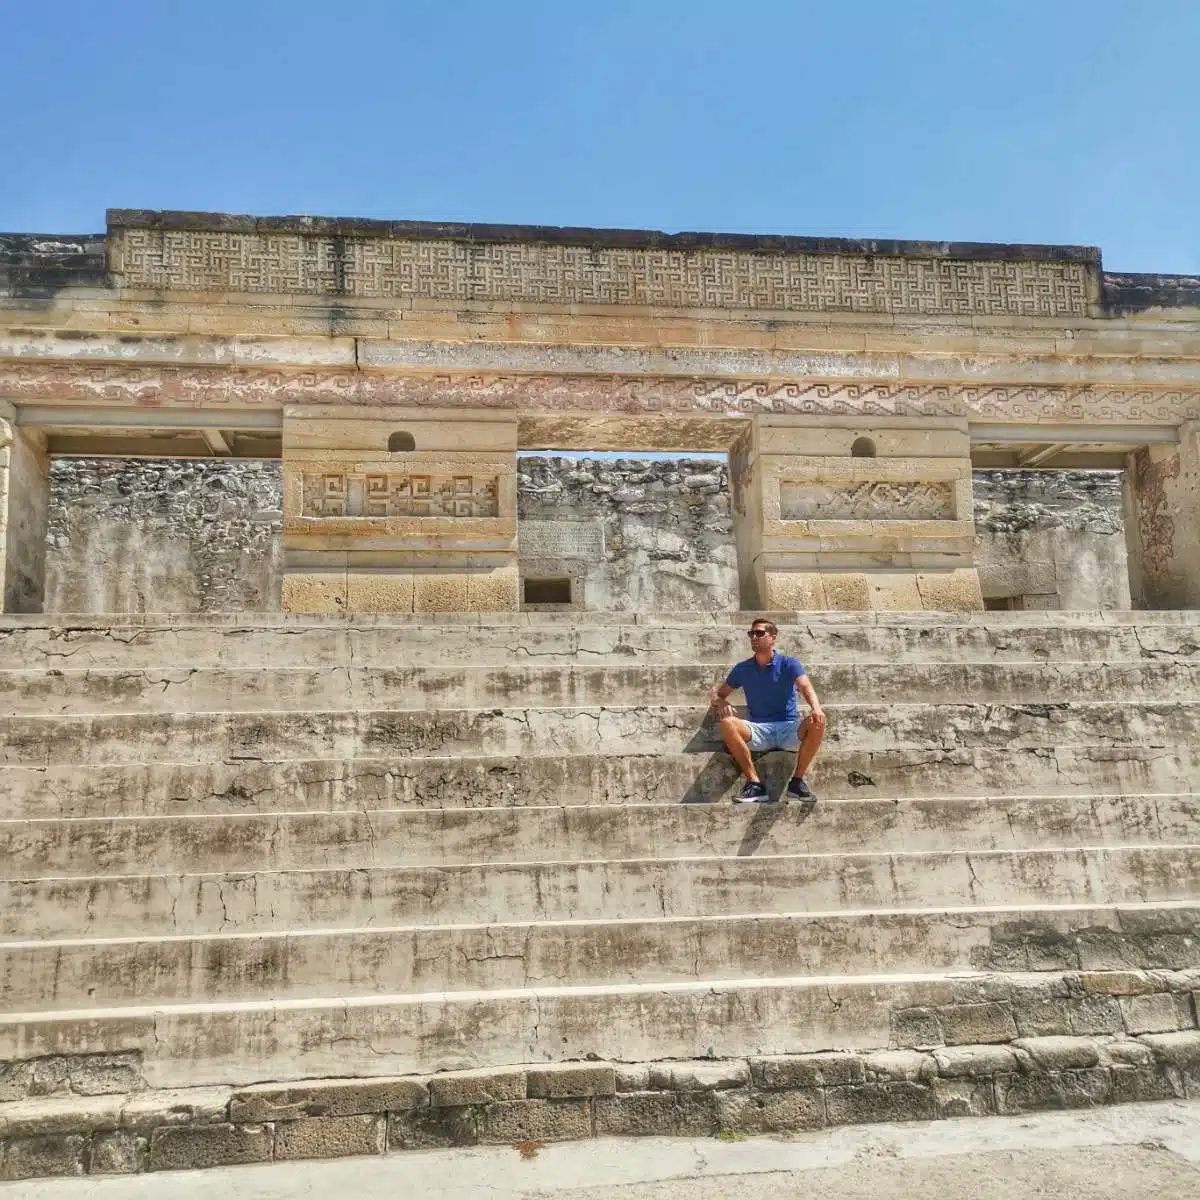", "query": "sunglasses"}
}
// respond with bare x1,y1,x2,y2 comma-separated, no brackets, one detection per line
747,629,772,638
